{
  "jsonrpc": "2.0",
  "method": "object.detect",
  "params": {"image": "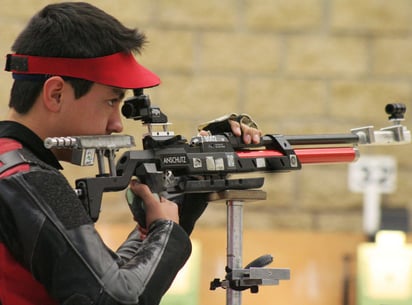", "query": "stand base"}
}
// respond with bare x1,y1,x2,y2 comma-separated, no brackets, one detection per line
207,189,290,305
